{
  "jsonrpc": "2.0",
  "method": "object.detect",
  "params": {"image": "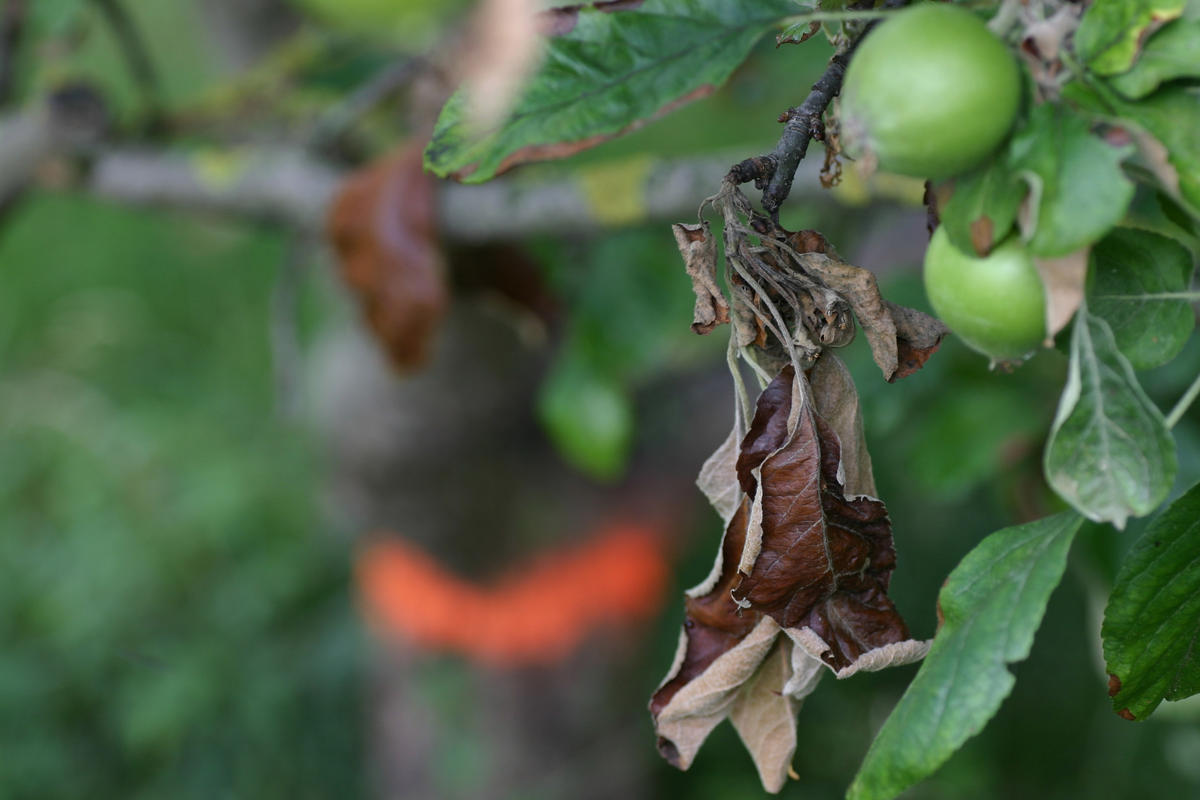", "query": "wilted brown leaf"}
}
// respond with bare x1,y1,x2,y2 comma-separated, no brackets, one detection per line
732,366,912,670
696,422,742,525
673,221,730,335
809,353,876,497
728,637,797,792
652,614,781,772
651,498,759,729
651,366,927,790
885,300,949,381
328,144,447,369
